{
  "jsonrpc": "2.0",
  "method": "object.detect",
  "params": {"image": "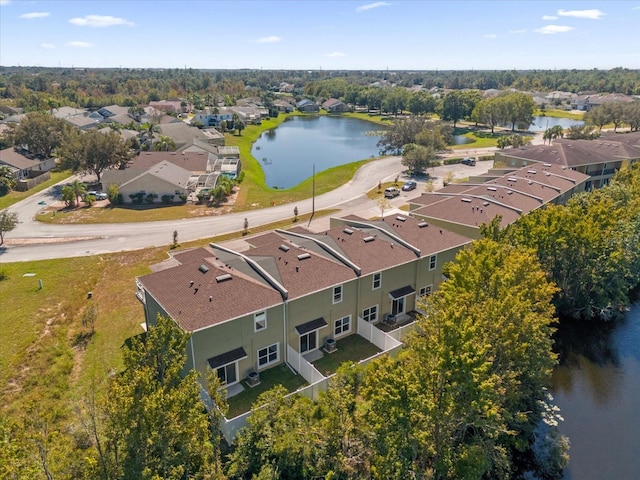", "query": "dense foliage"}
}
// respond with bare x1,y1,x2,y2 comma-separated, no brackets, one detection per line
499,163,640,320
